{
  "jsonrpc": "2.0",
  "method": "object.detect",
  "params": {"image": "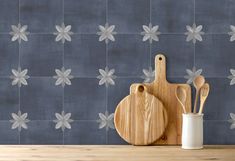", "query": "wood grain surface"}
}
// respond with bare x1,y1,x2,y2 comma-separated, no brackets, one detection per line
150,54,191,145
0,145,234,161
114,84,168,145
136,54,192,145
